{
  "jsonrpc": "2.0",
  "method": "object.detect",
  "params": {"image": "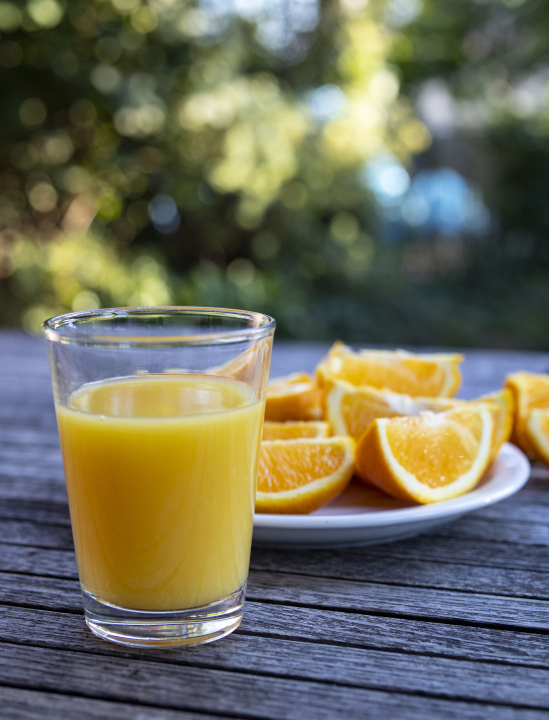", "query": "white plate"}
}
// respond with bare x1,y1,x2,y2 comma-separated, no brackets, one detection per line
252,443,530,547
